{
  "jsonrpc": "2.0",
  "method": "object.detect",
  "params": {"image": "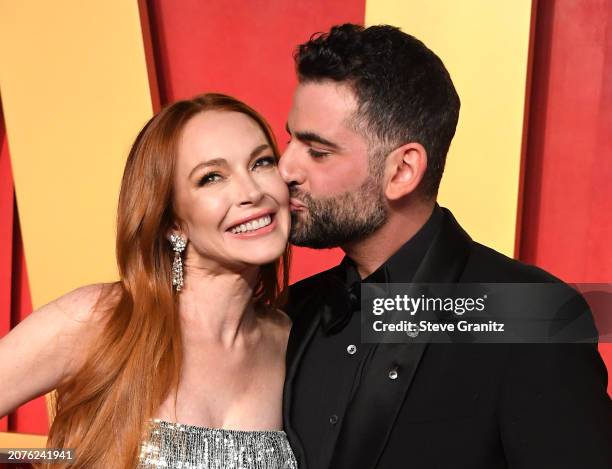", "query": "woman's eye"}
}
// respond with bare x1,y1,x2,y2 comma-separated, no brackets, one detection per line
253,156,277,169
198,172,222,186
308,148,329,159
